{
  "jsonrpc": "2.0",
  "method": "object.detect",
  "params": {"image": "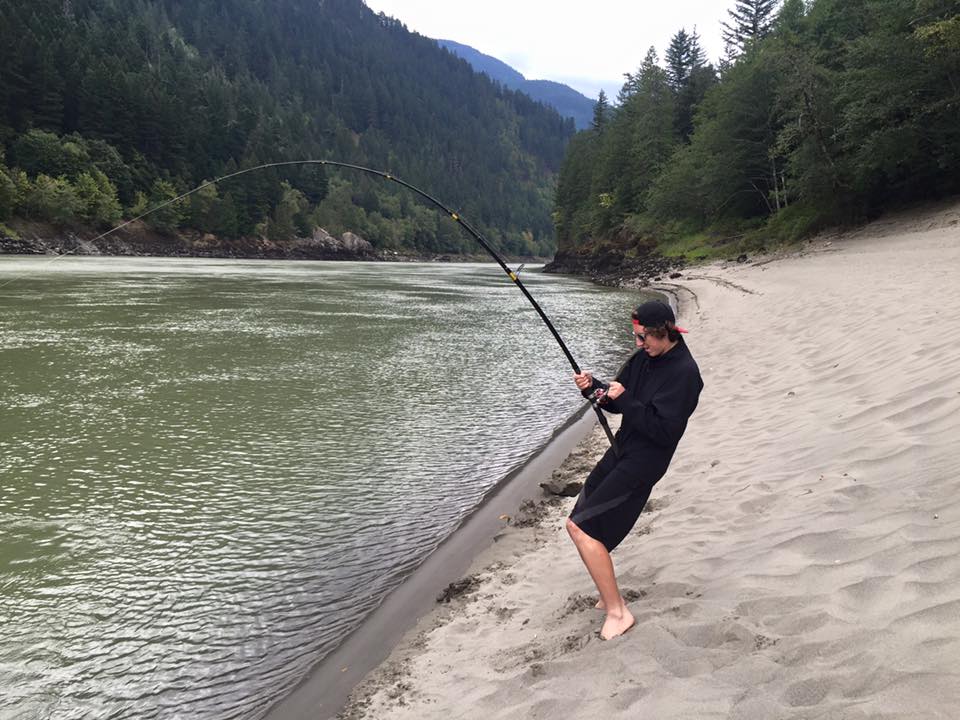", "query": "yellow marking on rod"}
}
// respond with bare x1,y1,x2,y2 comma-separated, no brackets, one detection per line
451,213,459,221
509,272,518,282
385,174,392,180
